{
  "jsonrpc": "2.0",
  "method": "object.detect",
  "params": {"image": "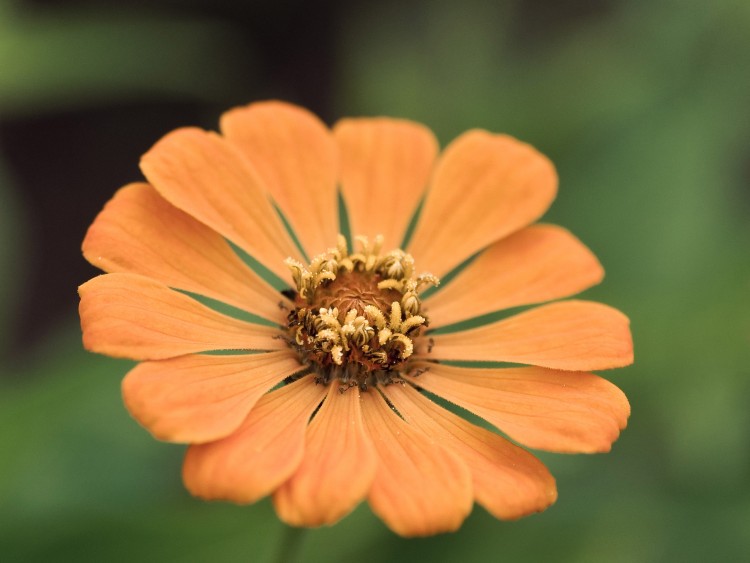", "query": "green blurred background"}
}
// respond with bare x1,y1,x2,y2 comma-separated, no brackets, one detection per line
1,0,749,561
